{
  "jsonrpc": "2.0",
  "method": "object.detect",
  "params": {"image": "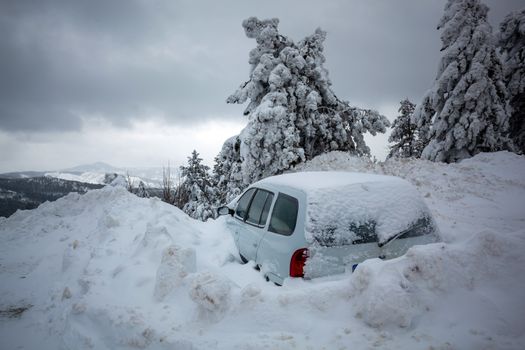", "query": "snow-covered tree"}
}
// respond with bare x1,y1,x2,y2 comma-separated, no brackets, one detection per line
136,181,149,198
180,150,215,221
219,17,389,193
124,172,149,198
411,94,434,155
161,163,175,205
212,137,242,205
499,8,525,154
388,99,425,159
417,0,510,163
